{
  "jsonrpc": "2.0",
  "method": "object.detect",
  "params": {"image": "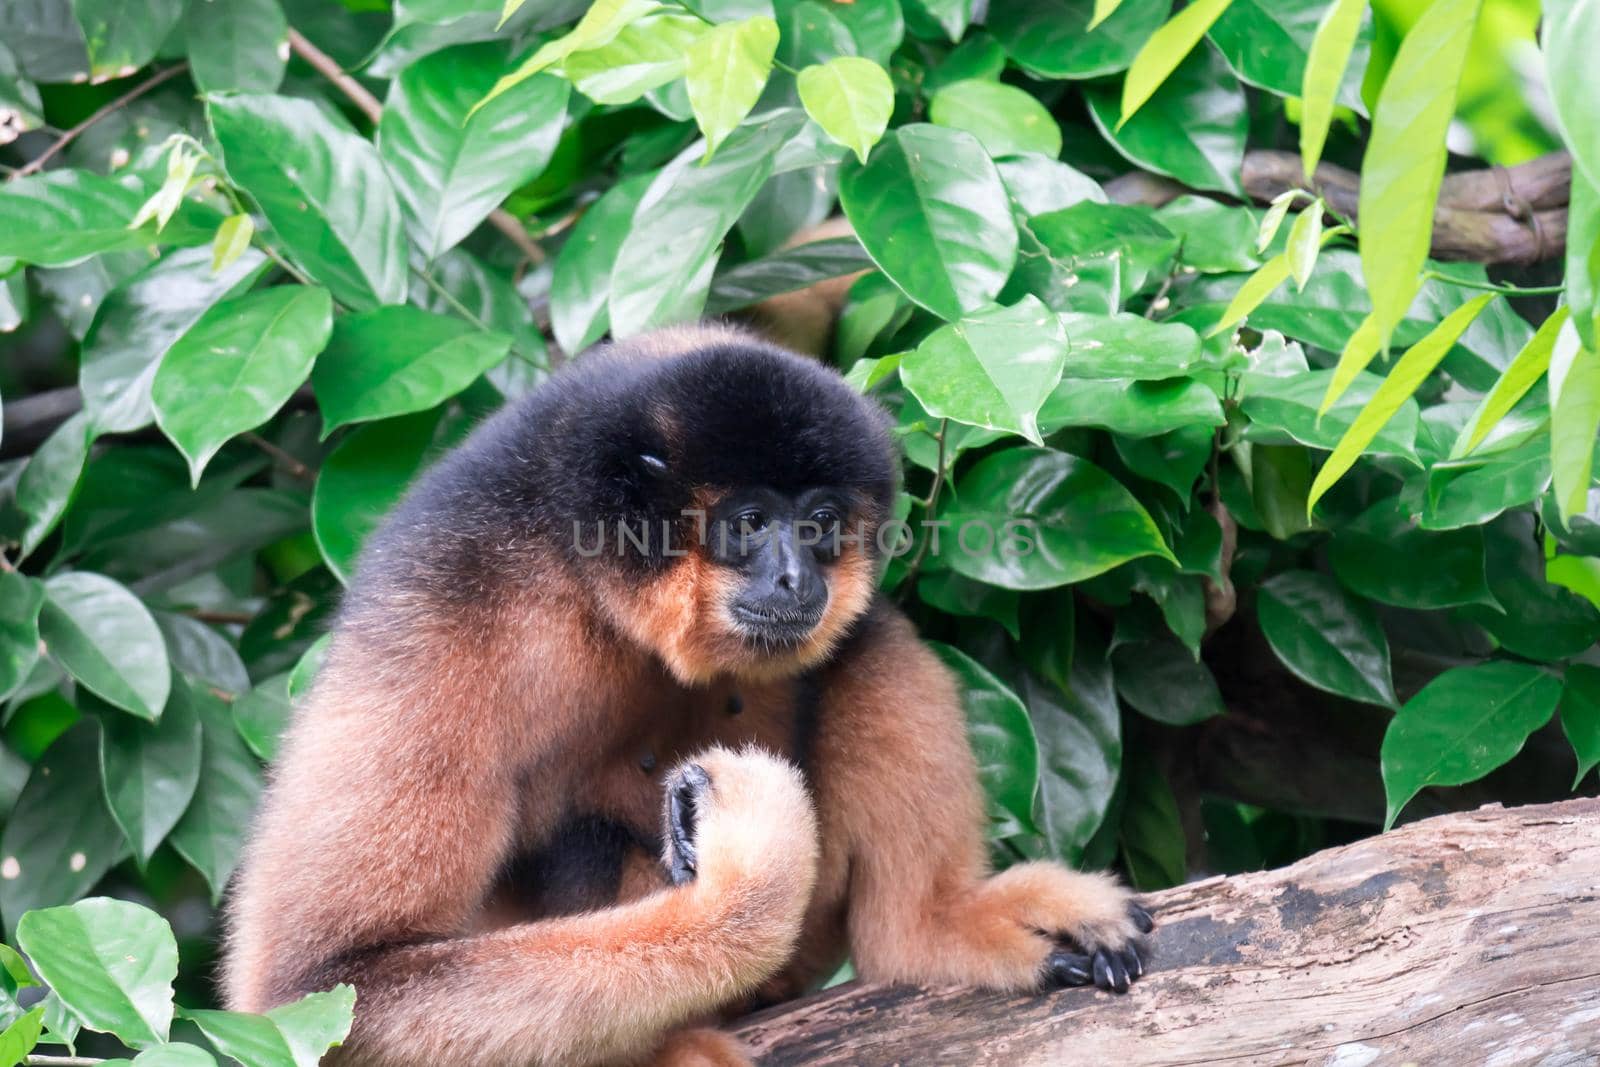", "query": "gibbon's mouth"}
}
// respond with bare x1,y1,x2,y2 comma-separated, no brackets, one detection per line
731,604,825,647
